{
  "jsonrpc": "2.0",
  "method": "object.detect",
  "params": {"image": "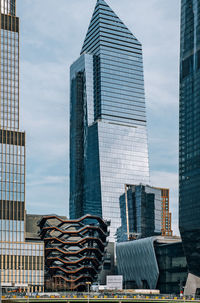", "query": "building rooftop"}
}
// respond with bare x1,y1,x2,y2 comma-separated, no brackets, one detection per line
25,213,68,241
